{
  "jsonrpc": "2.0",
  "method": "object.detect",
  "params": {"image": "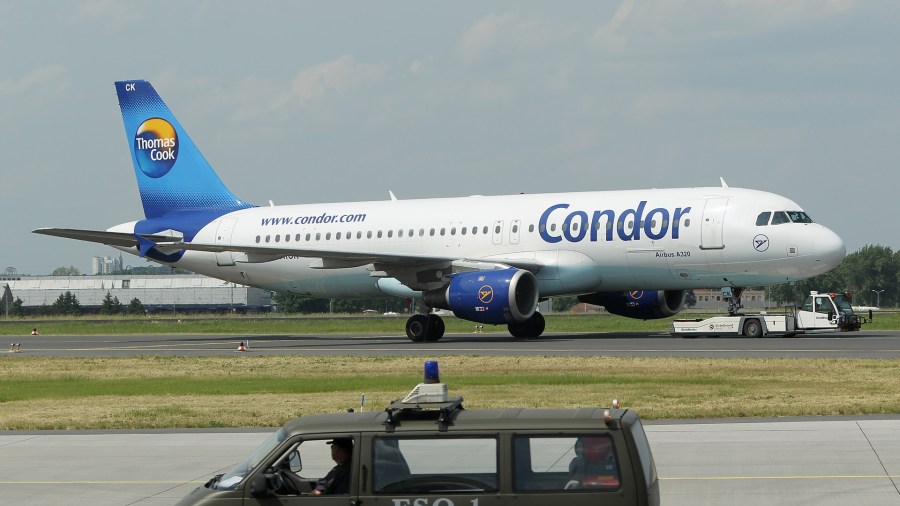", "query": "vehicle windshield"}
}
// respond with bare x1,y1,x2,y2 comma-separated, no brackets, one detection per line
832,294,854,315
216,428,287,490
